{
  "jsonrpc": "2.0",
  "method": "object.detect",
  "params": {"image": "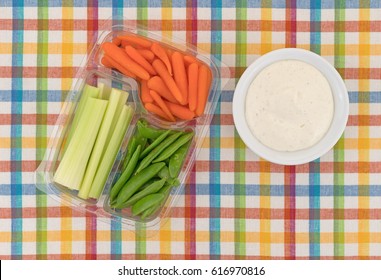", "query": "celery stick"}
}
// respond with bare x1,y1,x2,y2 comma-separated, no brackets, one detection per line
88,105,134,199
64,84,100,152
97,82,111,99
105,89,129,150
78,89,122,199
54,97,108,190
